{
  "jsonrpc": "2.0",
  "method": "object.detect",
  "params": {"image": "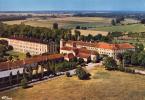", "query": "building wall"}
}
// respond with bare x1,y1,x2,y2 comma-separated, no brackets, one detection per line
8,39,57,55
60,40,135,59
60,49,73,54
